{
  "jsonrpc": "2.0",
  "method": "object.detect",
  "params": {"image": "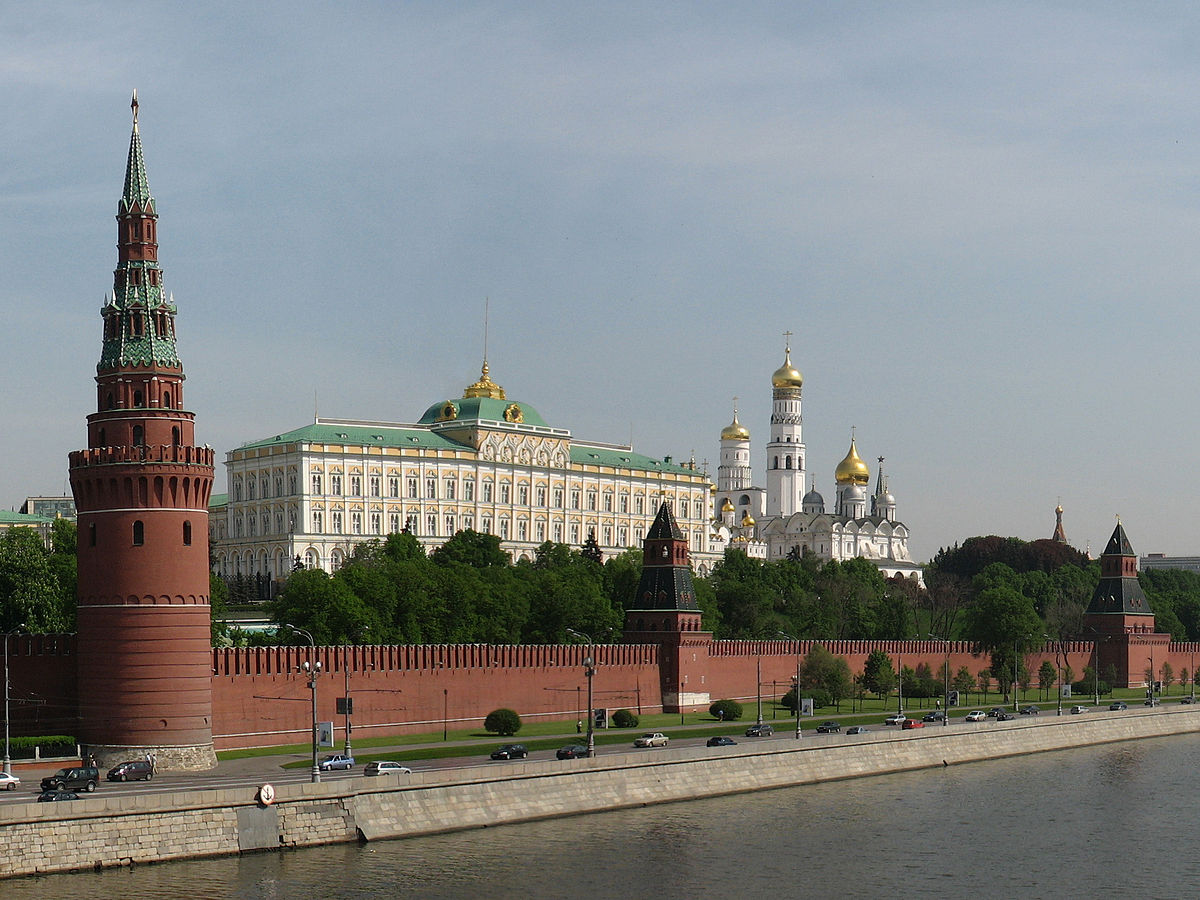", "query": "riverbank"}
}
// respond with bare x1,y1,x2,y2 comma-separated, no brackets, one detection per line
2,705,1196,880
